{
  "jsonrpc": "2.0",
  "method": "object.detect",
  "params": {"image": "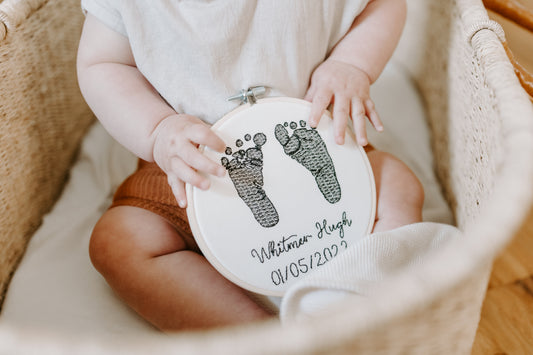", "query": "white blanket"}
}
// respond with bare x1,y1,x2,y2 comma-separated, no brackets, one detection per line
280,222,459,322
0,64,454,336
